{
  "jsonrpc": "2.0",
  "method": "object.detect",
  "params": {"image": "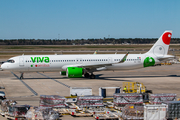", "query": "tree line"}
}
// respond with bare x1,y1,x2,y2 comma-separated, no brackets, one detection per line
0,38,179,45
